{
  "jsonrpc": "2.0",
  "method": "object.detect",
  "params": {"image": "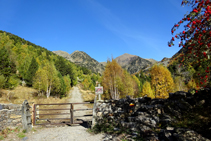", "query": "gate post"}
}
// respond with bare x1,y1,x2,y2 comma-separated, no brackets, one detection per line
32,104,35,126
91,94,97,129
22,100,32,132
